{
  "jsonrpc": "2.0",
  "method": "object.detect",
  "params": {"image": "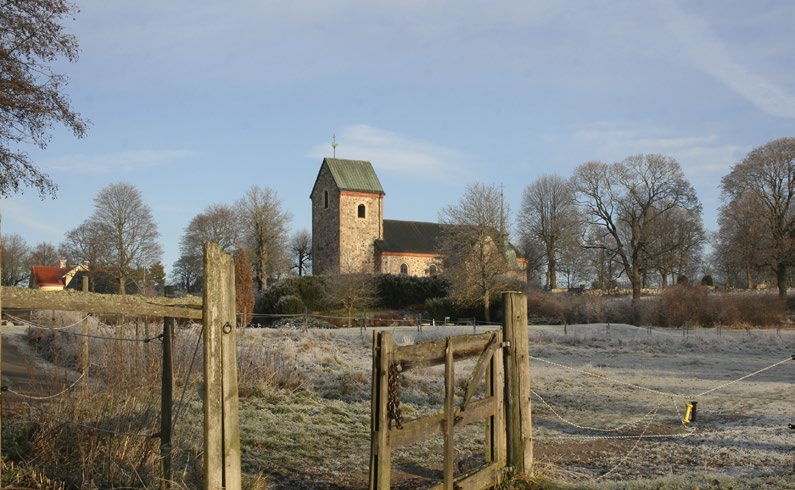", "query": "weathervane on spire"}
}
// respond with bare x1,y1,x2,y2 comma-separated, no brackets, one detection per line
332,133,339,158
